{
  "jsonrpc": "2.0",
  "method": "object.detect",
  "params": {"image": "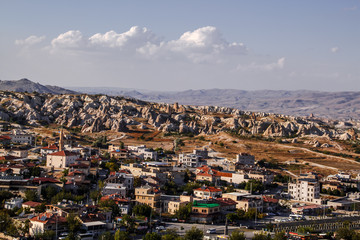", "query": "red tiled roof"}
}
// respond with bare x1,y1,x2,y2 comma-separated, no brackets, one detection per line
68,170,84,176
0,167,10,172
215,171,232,177
41,144,58,150
32,177,61,184
195,186,222,192
23,201,42,208
214,198,237,206
197,172,213,177
30,212,66,224
48,150,79,157
0,136,11,141
263,196,279,204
